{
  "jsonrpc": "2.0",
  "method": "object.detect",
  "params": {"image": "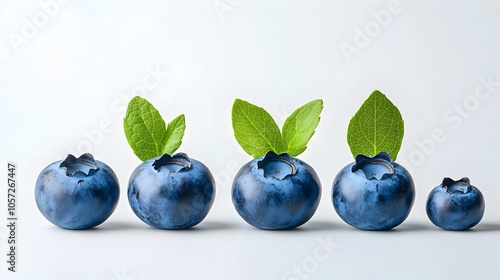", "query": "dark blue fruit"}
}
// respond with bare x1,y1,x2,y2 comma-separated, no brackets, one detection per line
426,177,485,231
128,153,215,229
332,152,415,230
232,152,321,230
35,153,120,230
